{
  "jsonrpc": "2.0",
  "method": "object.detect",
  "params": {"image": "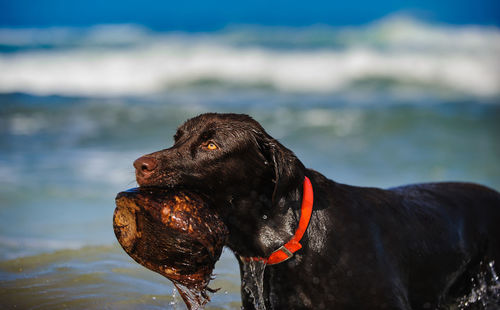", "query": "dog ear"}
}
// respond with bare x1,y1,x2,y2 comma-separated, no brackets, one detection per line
253,130,305,206
268,142,305,205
